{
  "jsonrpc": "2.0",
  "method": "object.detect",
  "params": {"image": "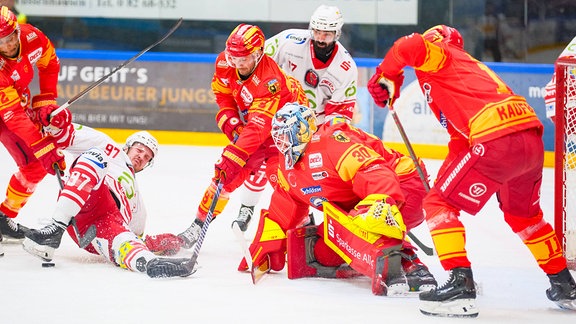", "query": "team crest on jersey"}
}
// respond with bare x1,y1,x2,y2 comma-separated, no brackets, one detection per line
331,130,350,143
308,153,323,169
267,79,280,94
311,171,329,180
304,69,319,88
28,48,43,64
